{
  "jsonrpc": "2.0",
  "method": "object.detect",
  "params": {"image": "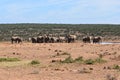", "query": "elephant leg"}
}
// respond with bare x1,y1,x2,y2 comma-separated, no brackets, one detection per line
11,40,13,44
15,40,17,43
18,40,20,44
